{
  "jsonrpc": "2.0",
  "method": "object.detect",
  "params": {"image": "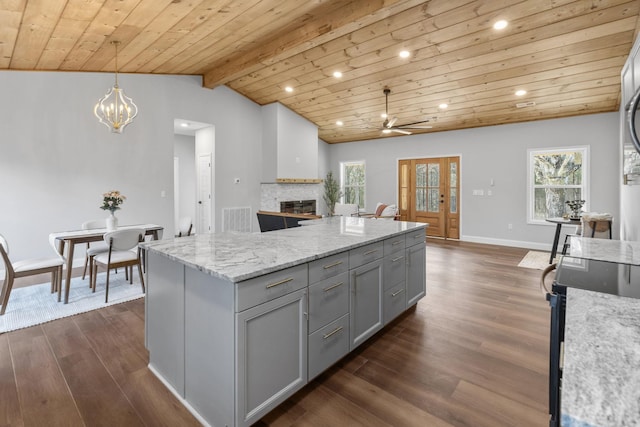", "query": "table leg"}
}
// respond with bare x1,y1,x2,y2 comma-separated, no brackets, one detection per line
56,240,66,302
550,223,562,264
64,241,75,304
